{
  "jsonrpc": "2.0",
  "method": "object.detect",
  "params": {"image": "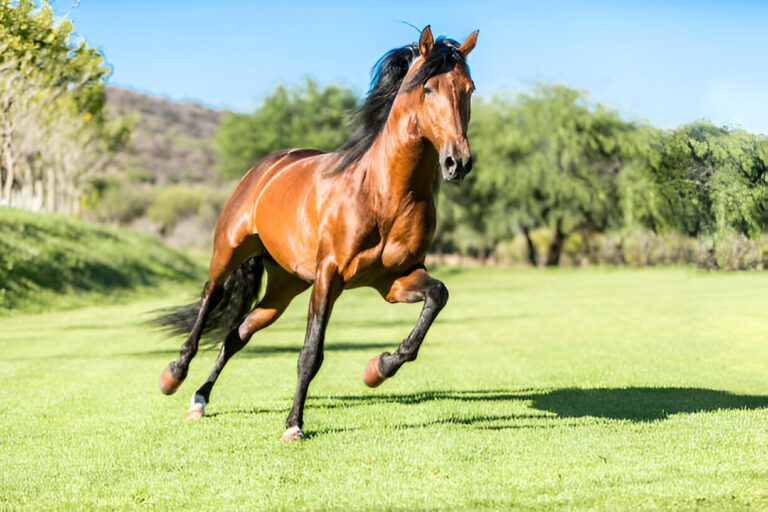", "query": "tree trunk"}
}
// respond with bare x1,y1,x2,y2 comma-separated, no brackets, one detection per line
1,112,13,206
520,224,538,267
19,159,32,209
2,149,15,206
46,165,56,212
545,218,565,267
